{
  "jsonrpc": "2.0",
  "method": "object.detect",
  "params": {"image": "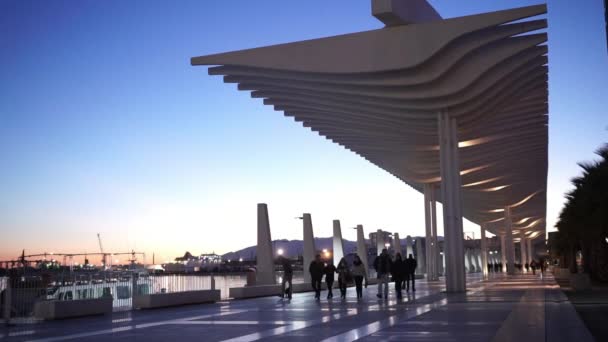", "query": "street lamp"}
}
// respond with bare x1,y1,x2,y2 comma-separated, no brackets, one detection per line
277,248,284,256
